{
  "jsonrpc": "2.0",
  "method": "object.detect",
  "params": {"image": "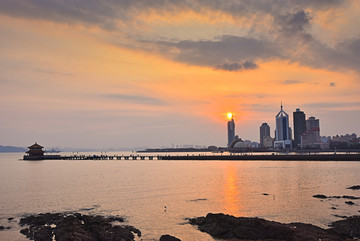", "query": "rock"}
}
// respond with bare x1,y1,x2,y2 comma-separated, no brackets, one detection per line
19,212,141,241
345,201,355,205
329,216,360,238
0,226,5,230
313,194,327,199
189,213,343,241
8,217,14,221
342,195,360,200
347,185,360,190
159,234,182,241
262,193,269,196
331,207,337,210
